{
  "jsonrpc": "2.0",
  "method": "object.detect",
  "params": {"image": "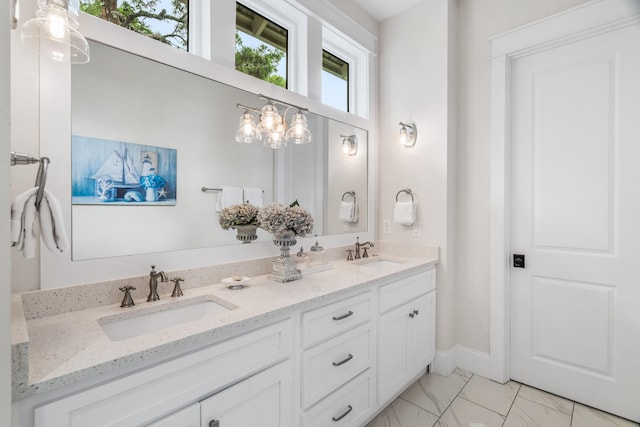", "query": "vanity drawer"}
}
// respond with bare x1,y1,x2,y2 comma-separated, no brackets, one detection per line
379,269,435,313
302,323,372,408
303,371,373,427
302,292,373,348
